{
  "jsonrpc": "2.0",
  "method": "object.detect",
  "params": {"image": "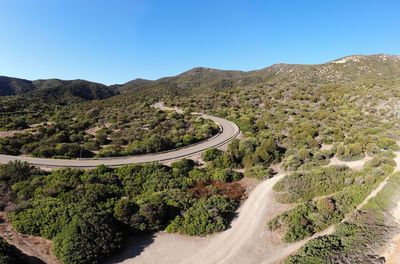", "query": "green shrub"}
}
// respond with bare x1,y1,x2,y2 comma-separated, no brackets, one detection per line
53,209,122,264
10,198,71,239
0,160,41,184
166,195,238,236
244,165,274,180
202,148,223,162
